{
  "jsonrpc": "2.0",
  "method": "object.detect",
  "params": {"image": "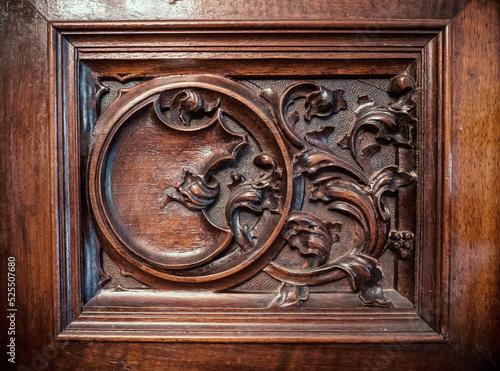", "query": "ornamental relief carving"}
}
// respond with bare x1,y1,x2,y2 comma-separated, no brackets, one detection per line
88,74,417,307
